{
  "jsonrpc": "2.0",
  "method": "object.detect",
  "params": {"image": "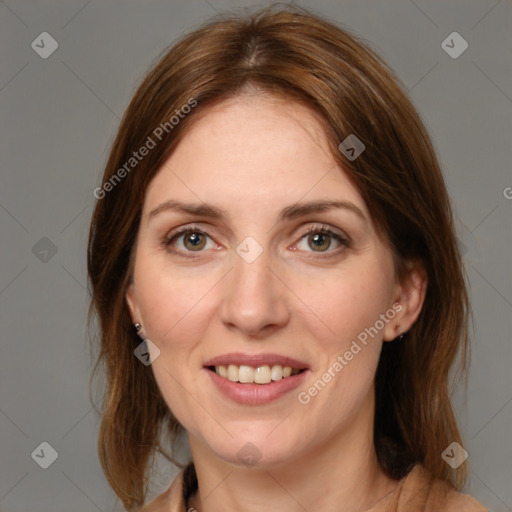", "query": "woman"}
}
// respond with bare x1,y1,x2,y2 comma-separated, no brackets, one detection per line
87,6,487,512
